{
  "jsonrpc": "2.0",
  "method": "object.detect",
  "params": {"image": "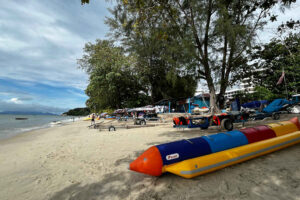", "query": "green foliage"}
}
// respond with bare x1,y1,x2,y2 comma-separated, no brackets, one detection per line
99,108,115,115
278,19,300,33
249,33,300,97
234,86,280,104
106,4,197,102
251,86,279,101
63,107,90,116
79,40,150,111
234,90,254,104
79,0,296,111
106,0,294,111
